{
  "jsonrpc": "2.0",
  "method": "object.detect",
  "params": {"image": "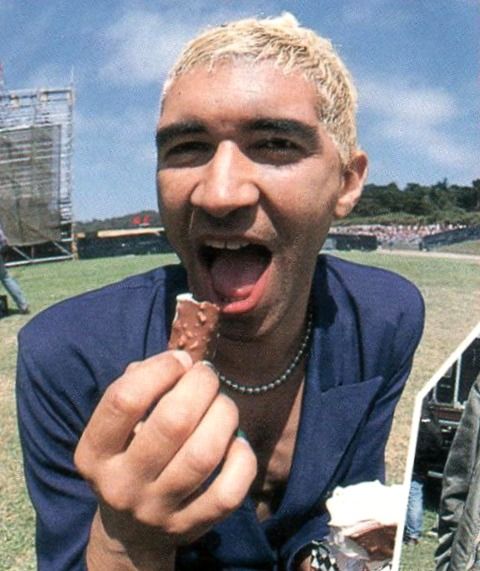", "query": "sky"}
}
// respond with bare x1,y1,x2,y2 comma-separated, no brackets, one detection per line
1,0,479,221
